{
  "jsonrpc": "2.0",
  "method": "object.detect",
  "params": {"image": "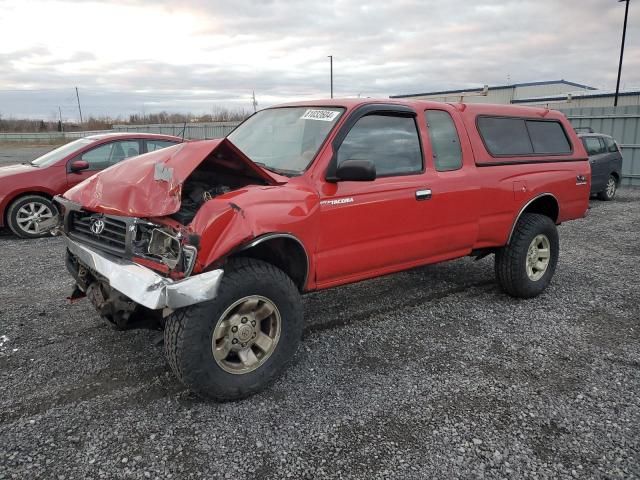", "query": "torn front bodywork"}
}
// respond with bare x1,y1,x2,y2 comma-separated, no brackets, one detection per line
65,236,224,310
57,138,289,276
62,138,282,218
57,136,320,303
